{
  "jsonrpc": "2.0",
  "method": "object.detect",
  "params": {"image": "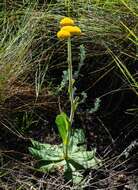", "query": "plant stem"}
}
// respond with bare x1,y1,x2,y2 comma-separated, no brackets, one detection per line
65,0,71,16
67,37,74,125
64,37,74,159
